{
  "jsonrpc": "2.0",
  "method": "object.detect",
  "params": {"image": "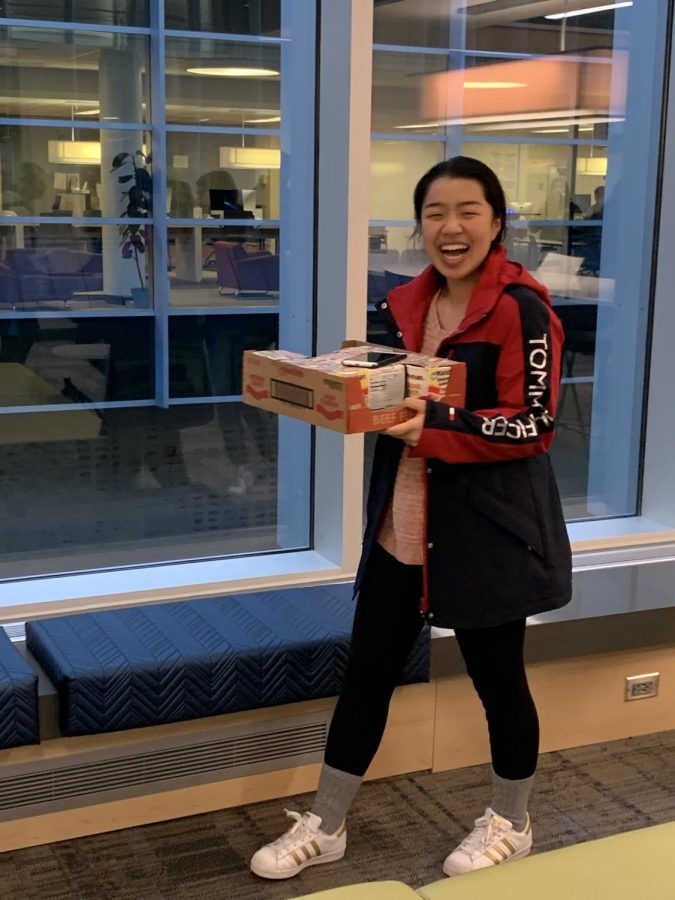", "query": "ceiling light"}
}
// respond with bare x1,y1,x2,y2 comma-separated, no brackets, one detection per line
394,122,441,130
219,147,281,169
74,108,100,117
187,66,279,77
463,81,527,89
577,157,608,175
545,2,632,20
245,116,282,124
532,128,570,133
47,140,102,165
